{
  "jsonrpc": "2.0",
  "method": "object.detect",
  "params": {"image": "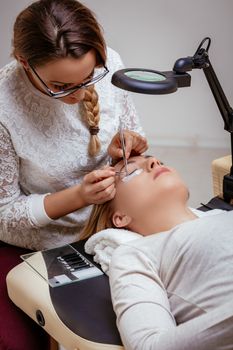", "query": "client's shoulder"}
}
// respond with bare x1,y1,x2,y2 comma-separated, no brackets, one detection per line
110,233,166,272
